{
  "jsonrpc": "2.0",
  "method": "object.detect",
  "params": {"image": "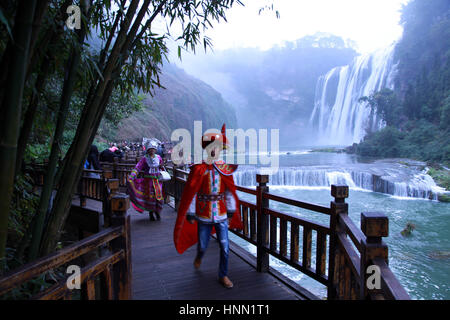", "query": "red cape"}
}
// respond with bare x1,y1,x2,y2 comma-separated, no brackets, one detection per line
173,162,243,254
